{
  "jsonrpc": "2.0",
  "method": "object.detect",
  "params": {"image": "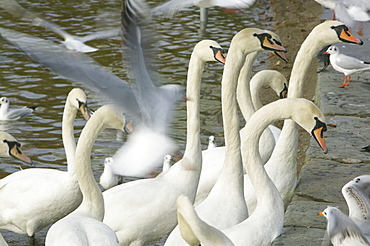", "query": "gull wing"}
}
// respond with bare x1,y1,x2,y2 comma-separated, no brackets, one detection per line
0,27,141,120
